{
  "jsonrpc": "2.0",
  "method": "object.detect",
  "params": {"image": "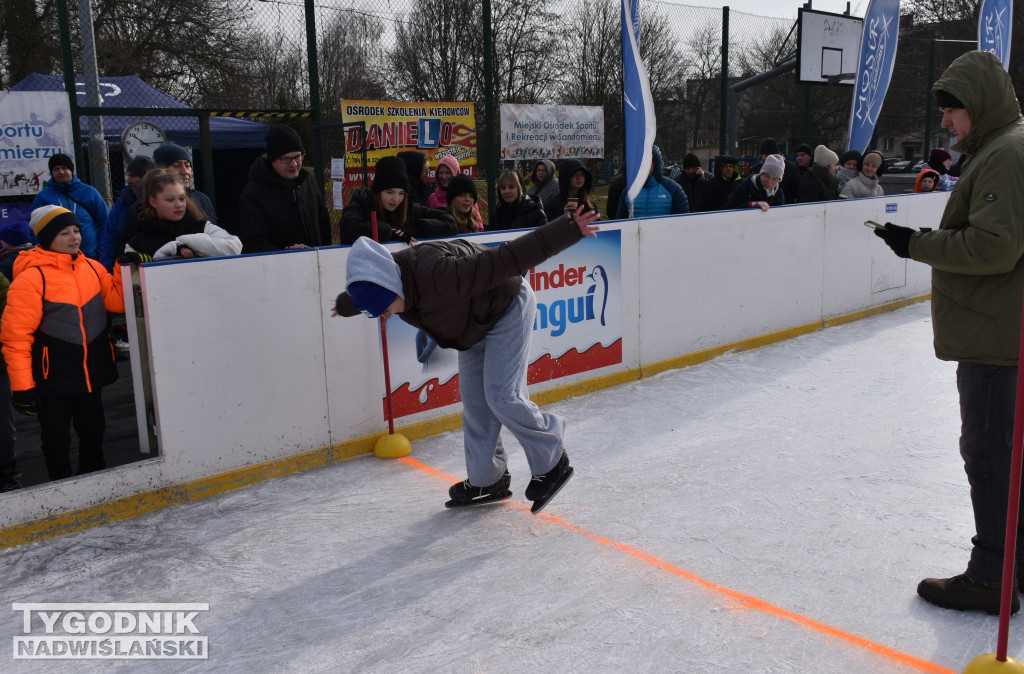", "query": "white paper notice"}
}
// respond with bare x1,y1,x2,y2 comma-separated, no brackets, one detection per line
333,181,345,209
331,158,345,179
